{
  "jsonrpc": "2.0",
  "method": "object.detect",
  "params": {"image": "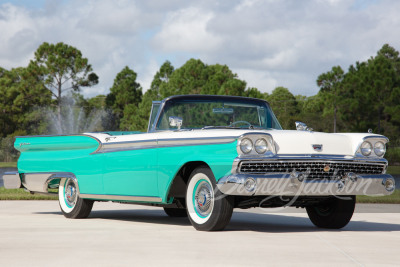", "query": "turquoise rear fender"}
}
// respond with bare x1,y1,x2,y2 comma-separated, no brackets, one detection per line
15,135,104,194
157,141,238,202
